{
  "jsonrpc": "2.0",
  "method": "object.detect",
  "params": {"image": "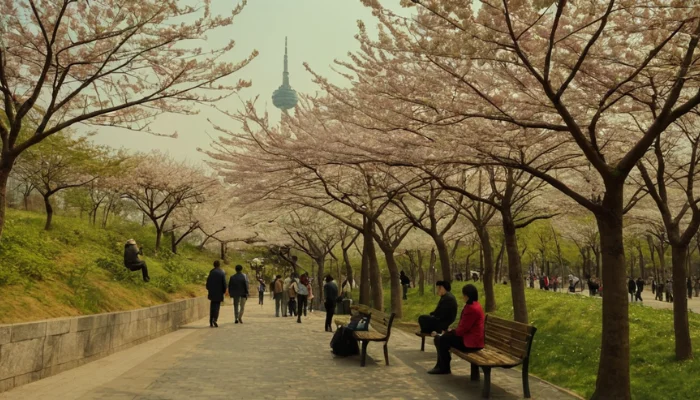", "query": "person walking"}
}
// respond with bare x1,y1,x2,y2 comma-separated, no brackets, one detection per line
123,239,150,282
635,277,644,302
295,273,310,323
307,278,315,313
687,277,693,299
651,279,656,295
428,284,485,375
665,280,673,302
273,275,284,317
656,280,665,301
287,274,298,317
258,278,266,306
323,275,339,332
628,277,636,302
206,260,226,328
400,270,411,300
282,273,292,317
228,265,249,324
